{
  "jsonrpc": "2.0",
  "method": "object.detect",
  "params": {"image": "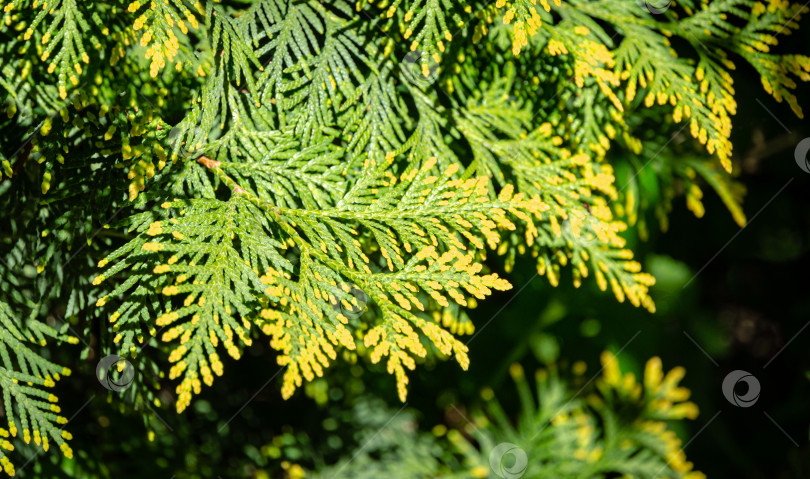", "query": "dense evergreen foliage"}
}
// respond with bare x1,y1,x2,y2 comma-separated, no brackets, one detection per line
0,0,807,477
